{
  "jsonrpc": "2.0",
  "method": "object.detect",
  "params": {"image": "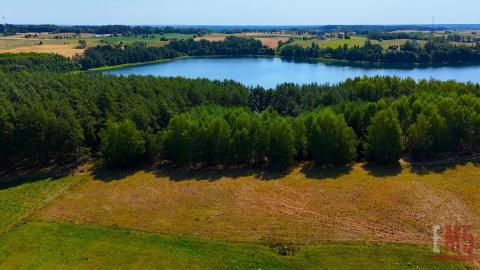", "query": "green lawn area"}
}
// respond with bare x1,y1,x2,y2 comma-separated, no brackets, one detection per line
0,221,469,270
0,175,84,233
